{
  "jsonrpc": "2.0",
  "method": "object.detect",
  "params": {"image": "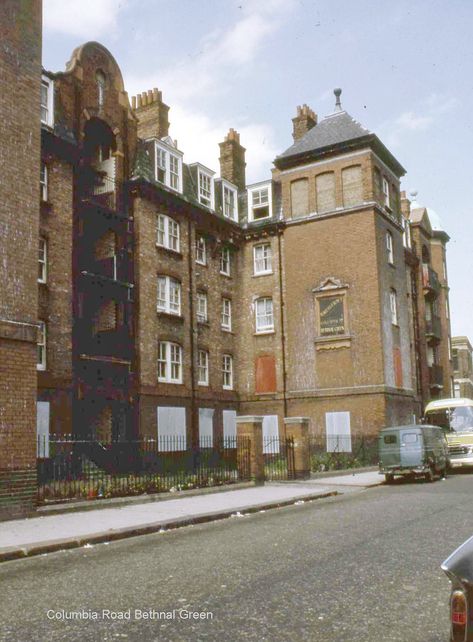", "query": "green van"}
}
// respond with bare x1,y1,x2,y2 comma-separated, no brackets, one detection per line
378,424,448,482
